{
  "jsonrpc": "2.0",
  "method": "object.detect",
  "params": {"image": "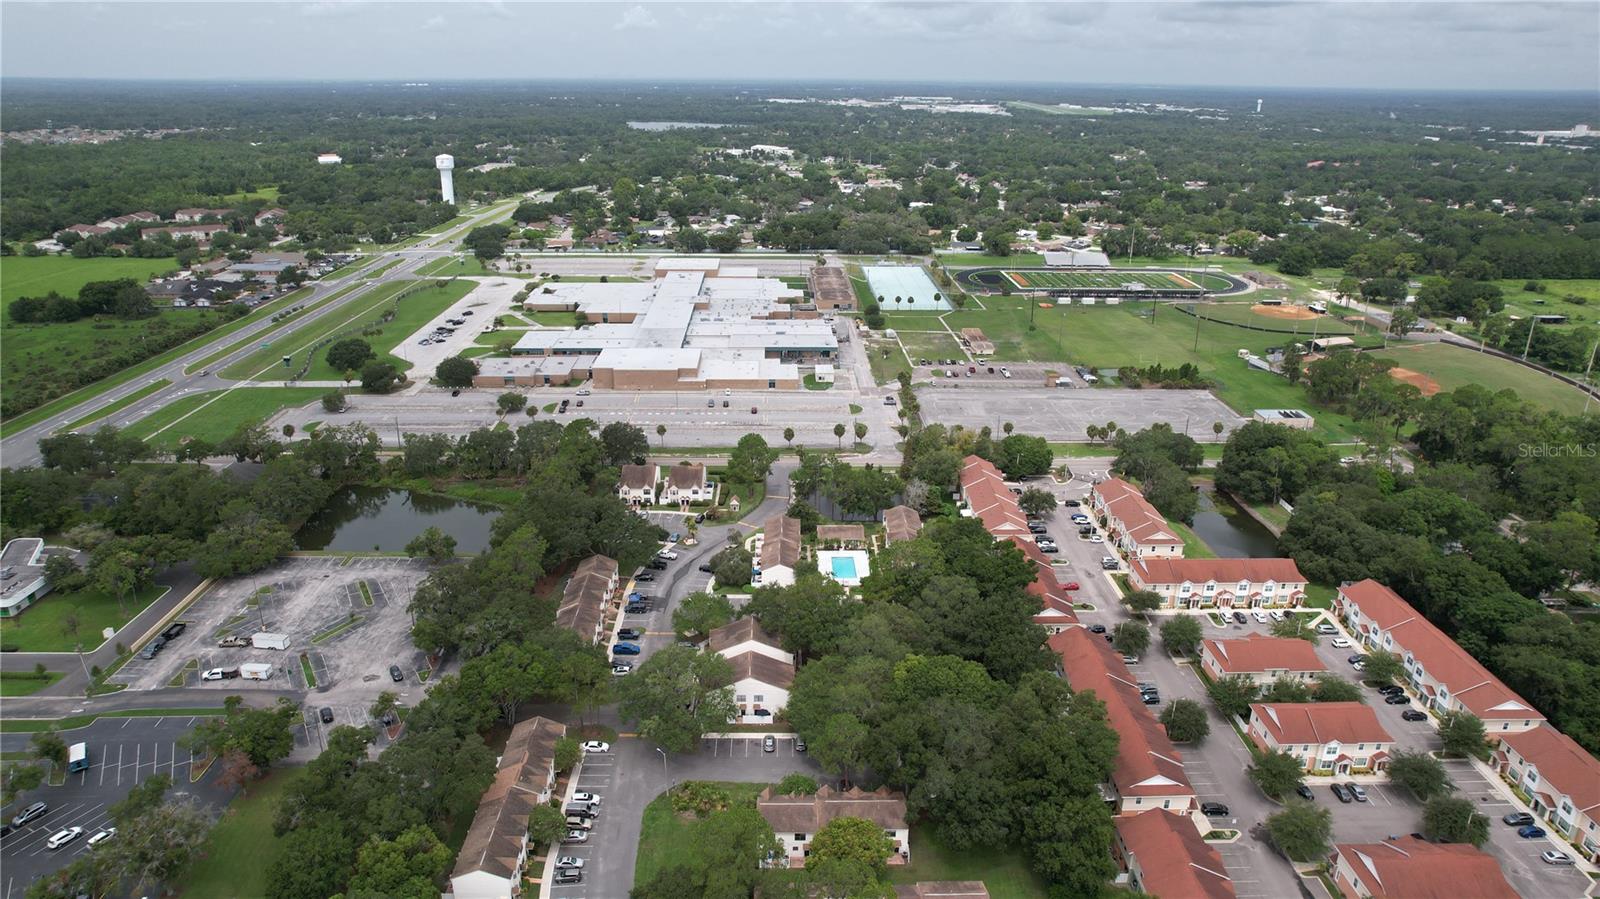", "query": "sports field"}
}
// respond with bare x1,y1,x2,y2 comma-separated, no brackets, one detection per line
1186,301,1360,335
1373,343,1593,415
1004,269,1203,291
